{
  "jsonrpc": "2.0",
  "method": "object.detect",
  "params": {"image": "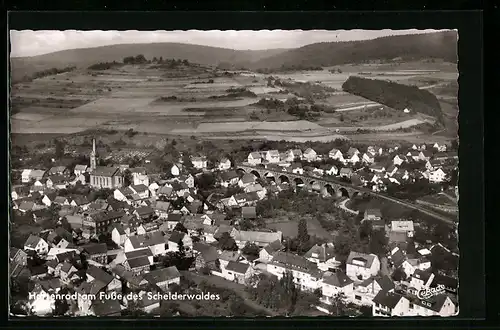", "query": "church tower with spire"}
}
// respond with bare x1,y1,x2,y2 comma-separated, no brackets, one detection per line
90,138,97,171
